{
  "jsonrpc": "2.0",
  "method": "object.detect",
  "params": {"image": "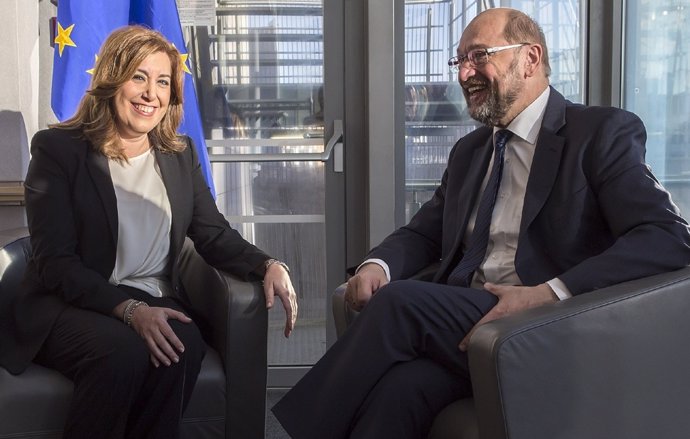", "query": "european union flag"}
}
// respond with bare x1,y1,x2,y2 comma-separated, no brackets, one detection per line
52,0,215,196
